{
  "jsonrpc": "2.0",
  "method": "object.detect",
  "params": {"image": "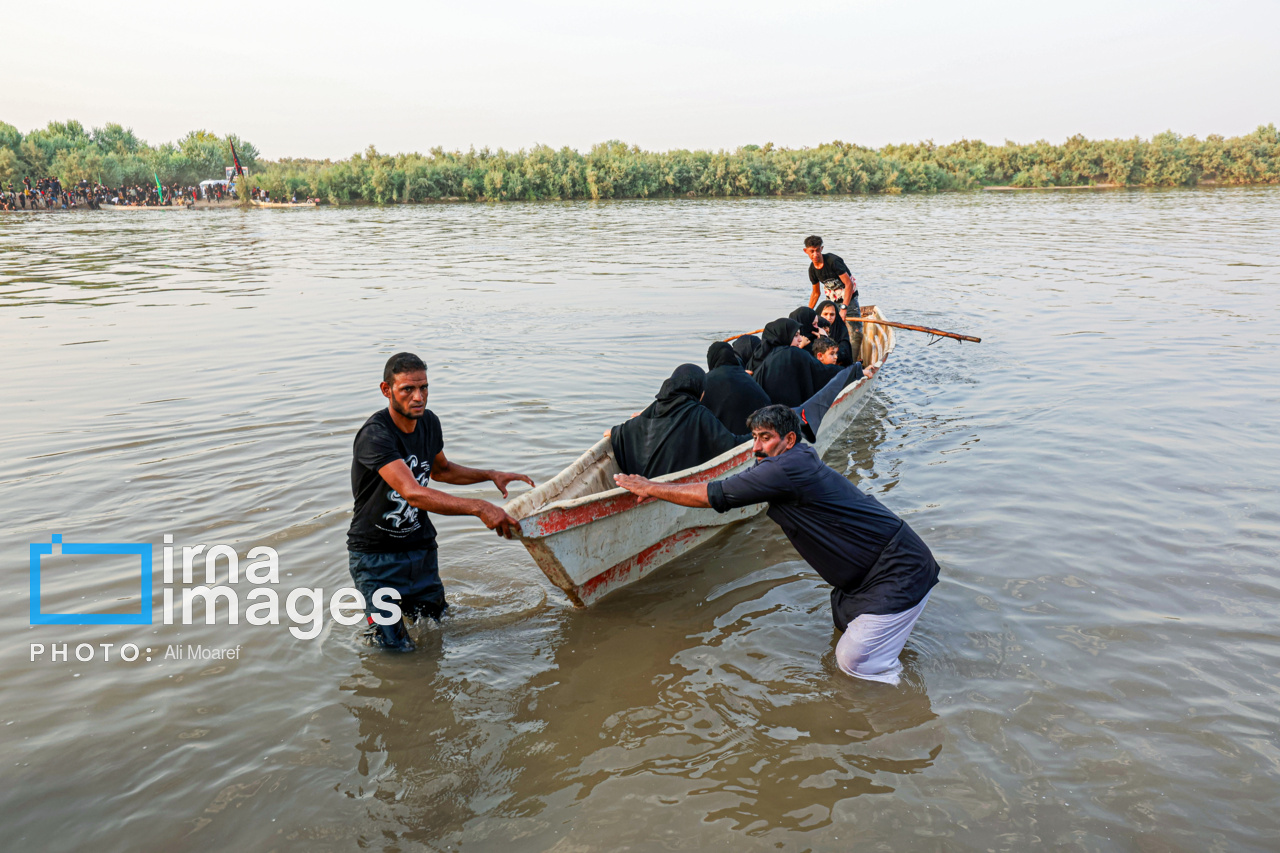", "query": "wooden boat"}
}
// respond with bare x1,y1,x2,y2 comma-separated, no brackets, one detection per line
250,200,317,208
505,305,896,606
98,202,192,210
